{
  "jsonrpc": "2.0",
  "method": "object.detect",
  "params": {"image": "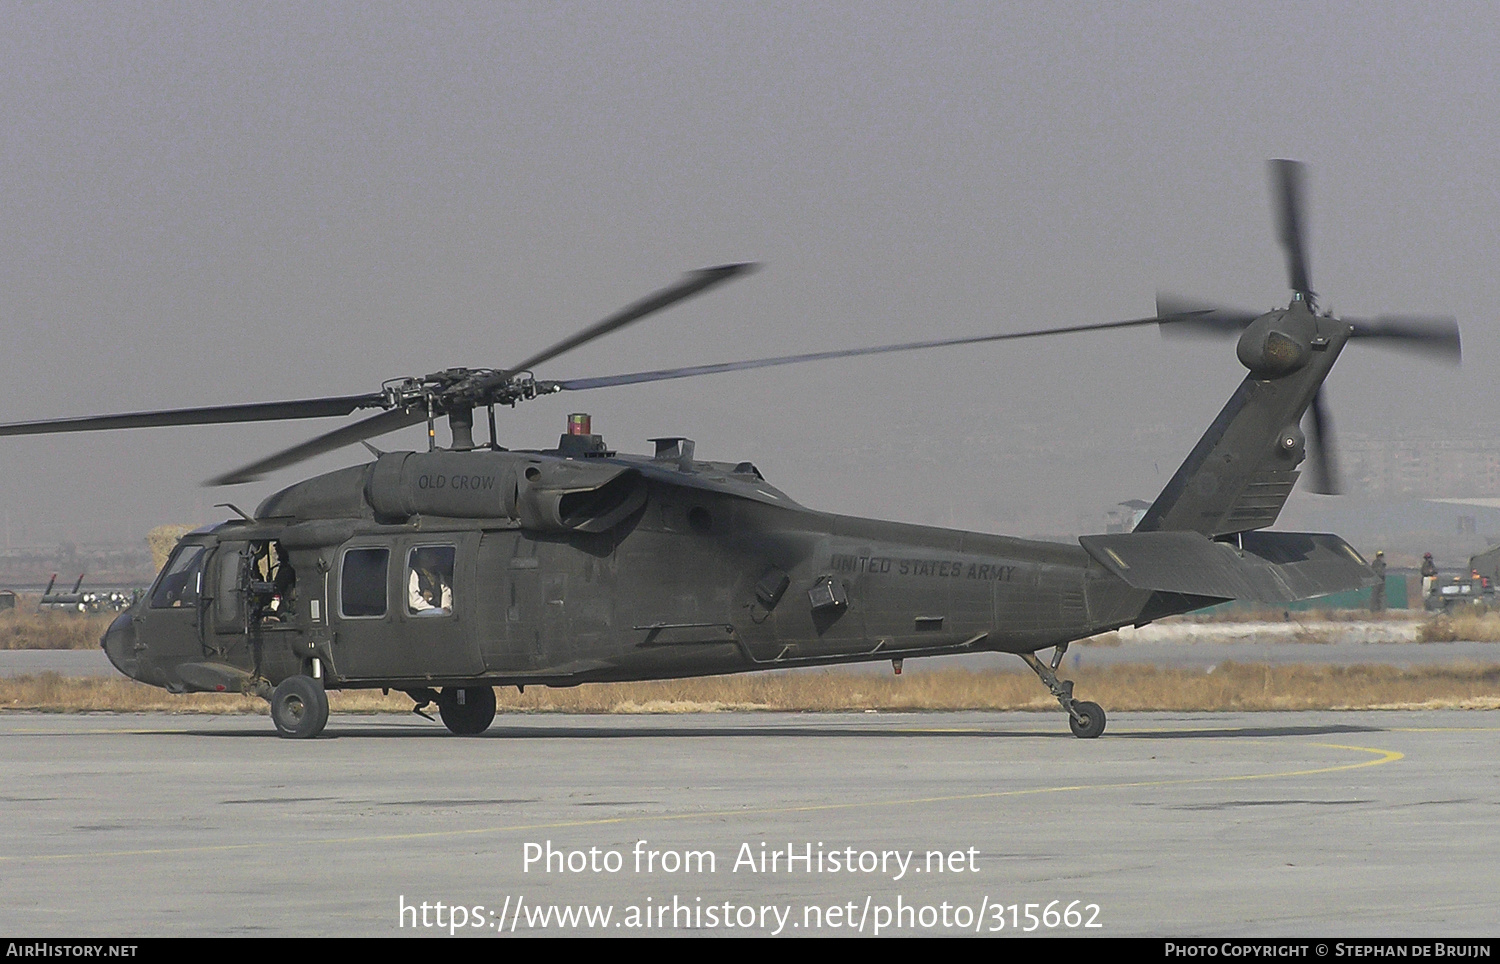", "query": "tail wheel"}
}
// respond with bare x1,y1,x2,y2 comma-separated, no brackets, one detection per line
1069,701,1106,739
438,685,497,736
270,675,330,739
